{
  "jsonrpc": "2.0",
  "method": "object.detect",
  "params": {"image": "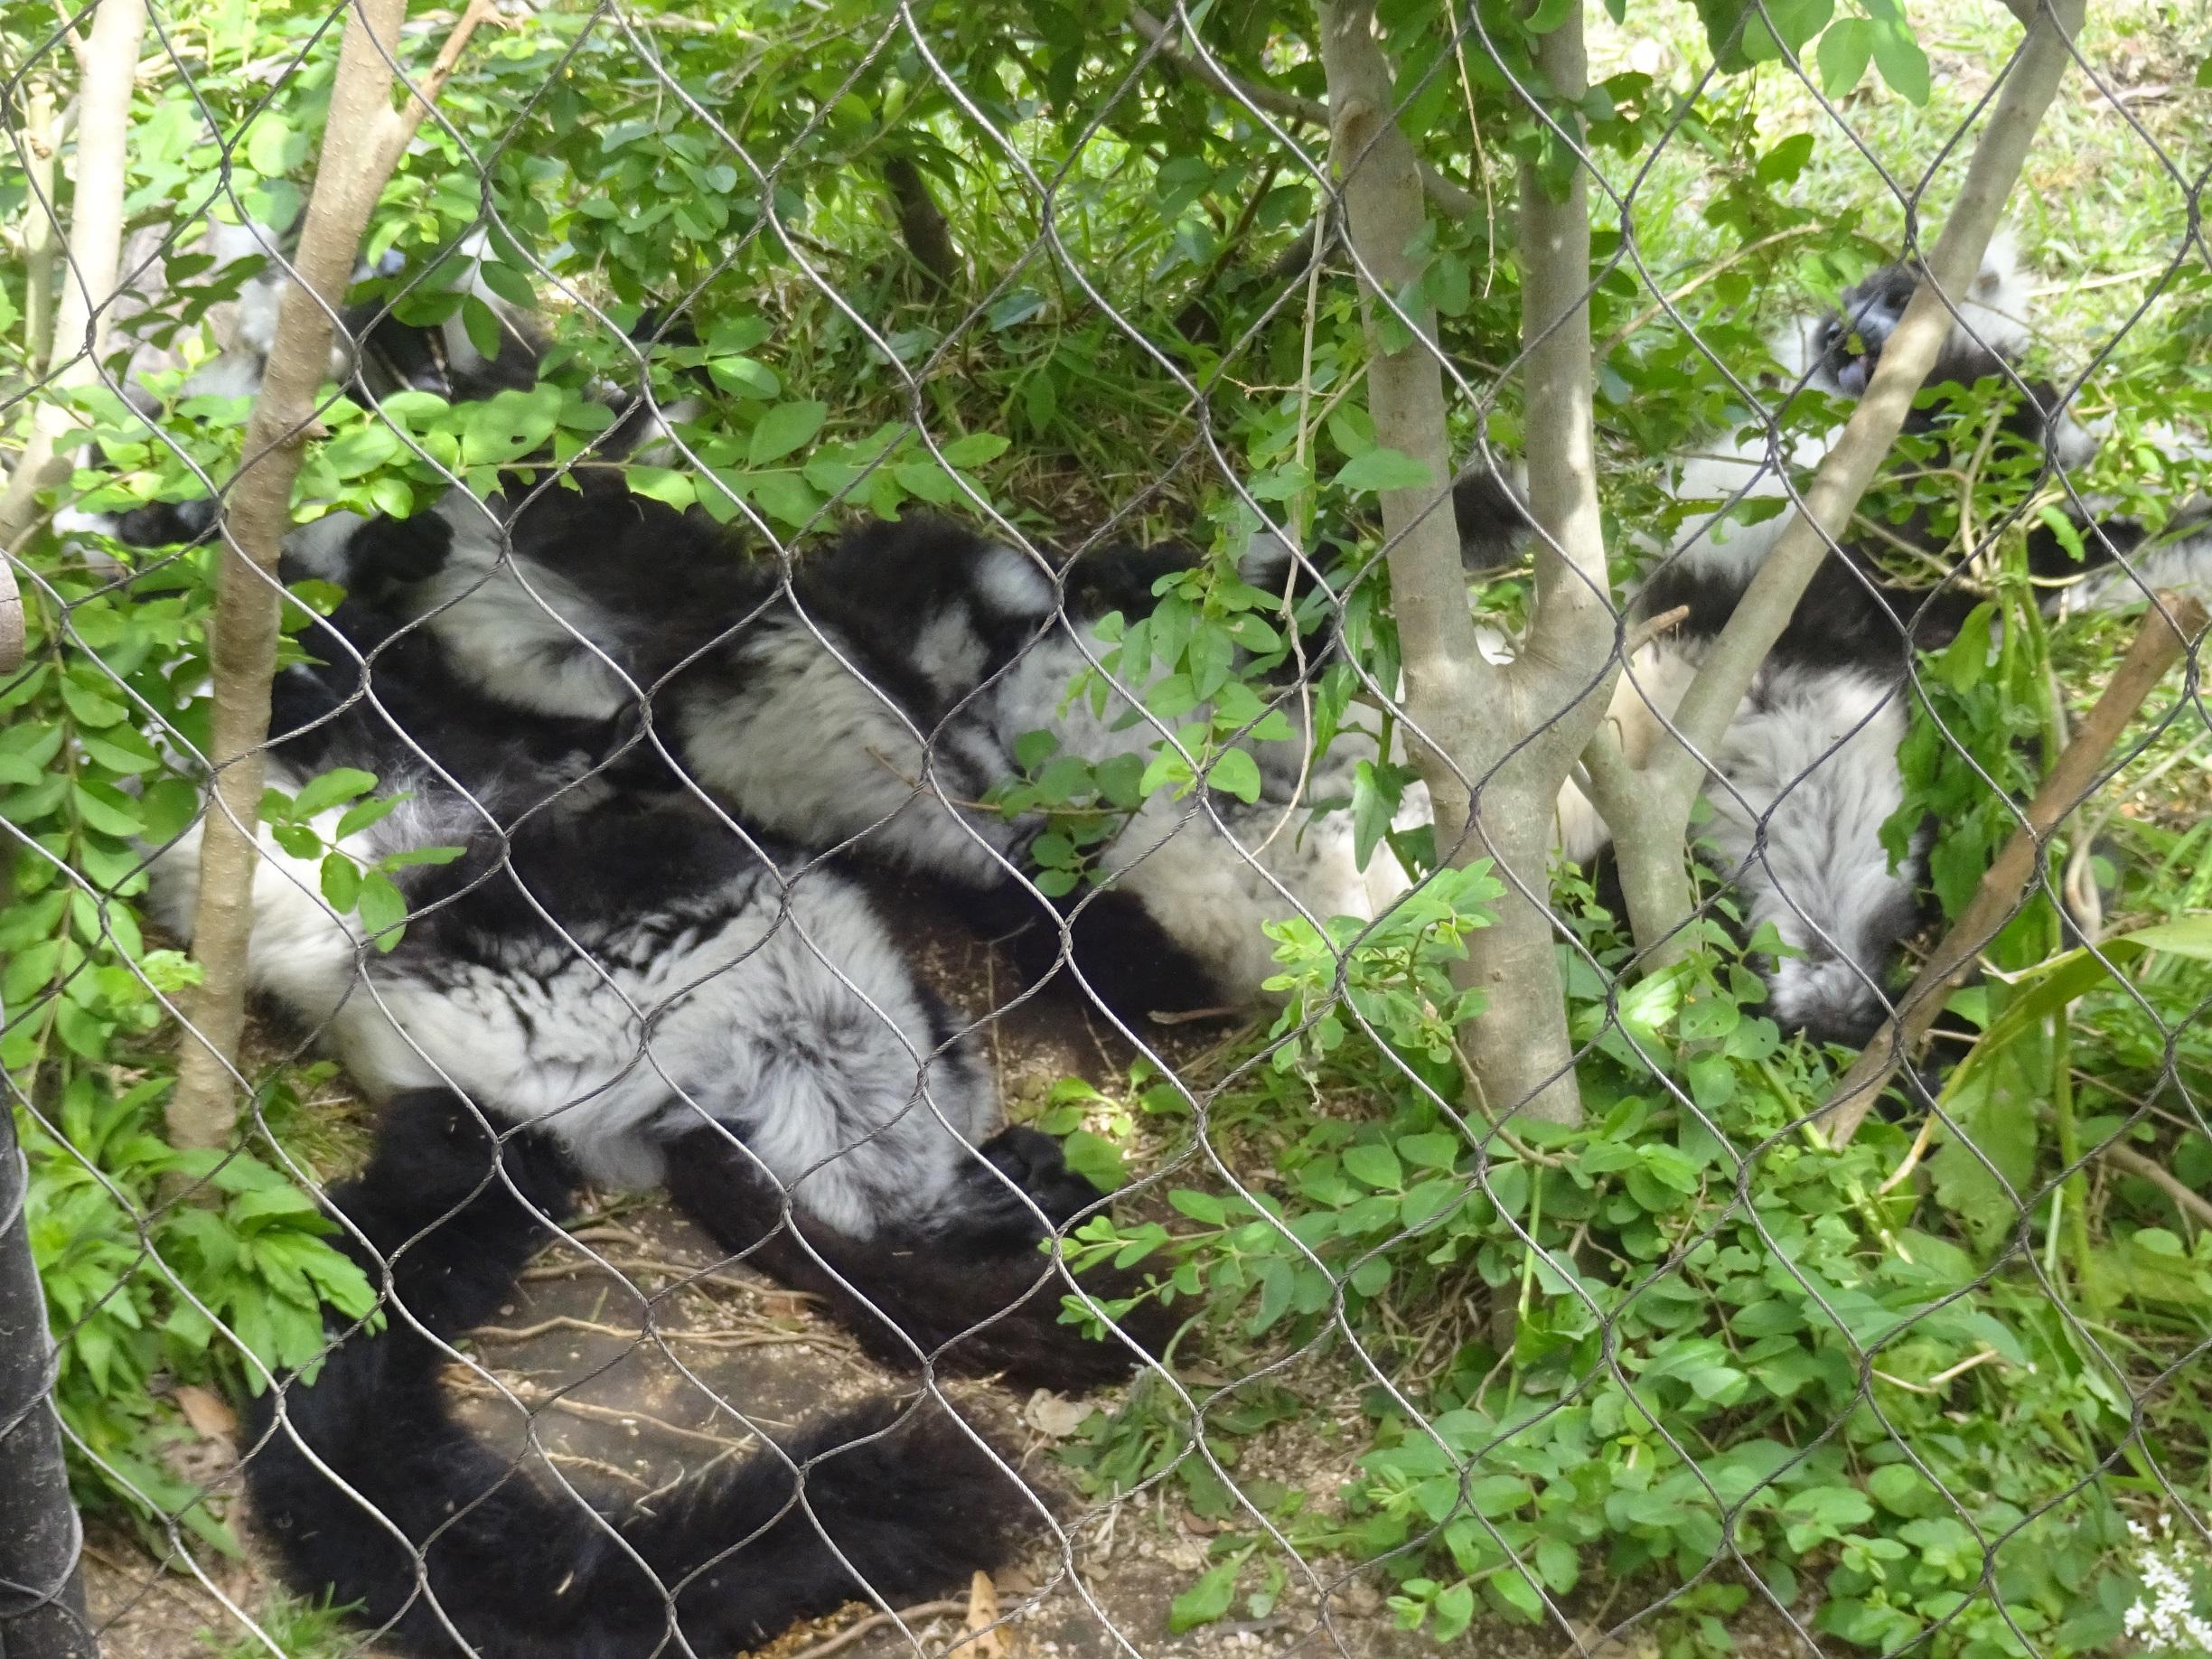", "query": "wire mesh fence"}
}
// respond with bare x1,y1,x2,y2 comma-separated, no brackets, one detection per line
3,1,2211,1656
